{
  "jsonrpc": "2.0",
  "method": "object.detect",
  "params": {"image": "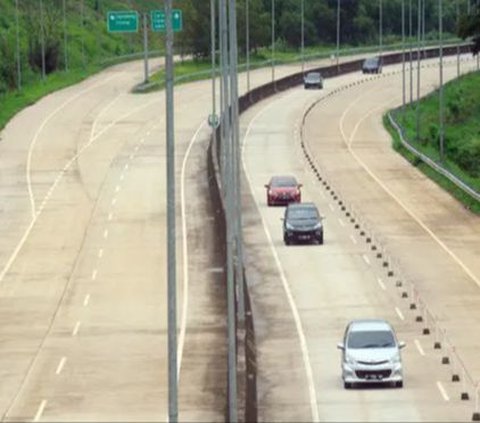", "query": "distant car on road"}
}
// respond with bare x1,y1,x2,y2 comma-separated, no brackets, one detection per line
265,176,302,206
303,71,323,89
337,319,405,389
362,56,383,74
283,202,323,245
